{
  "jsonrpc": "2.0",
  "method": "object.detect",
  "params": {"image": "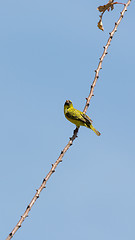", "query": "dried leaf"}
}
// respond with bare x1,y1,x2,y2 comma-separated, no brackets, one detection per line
97,1,125,31
97,19,104,31
97,3,113,13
